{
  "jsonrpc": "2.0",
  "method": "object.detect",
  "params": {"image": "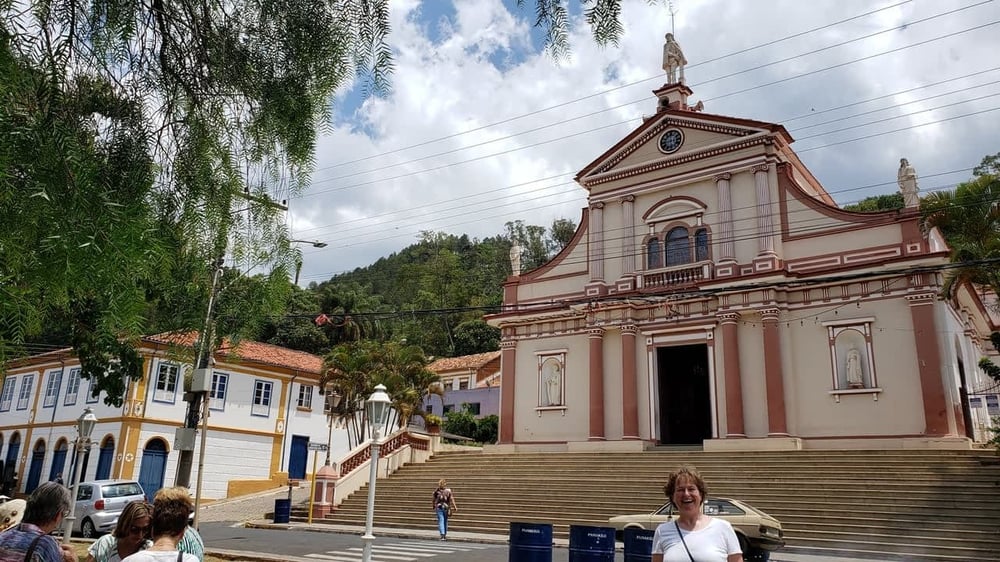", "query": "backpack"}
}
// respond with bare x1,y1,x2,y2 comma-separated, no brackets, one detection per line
434,488,451,510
